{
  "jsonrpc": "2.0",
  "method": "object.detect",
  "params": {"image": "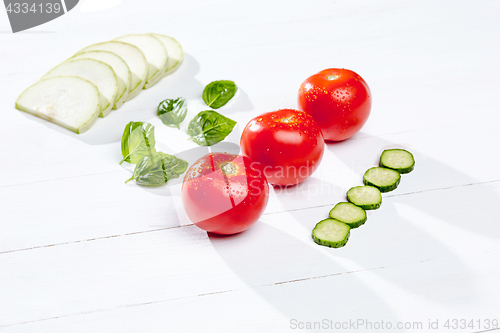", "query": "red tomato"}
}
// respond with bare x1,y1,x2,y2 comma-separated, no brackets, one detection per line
181,153,269,235
298,68,372,141
240,109,324,186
